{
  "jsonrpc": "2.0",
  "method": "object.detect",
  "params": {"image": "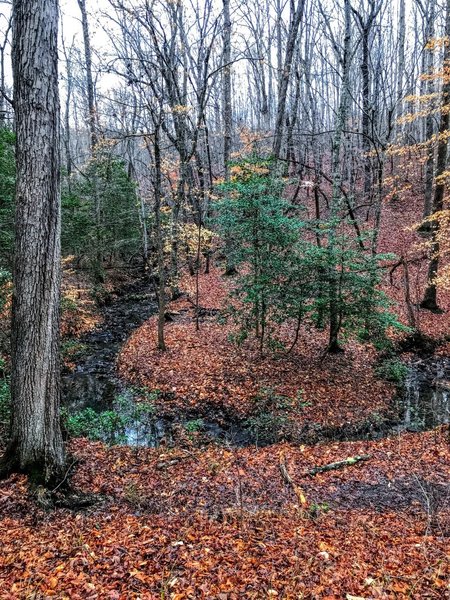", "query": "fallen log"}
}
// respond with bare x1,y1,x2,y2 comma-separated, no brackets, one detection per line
308,455,371,477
